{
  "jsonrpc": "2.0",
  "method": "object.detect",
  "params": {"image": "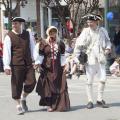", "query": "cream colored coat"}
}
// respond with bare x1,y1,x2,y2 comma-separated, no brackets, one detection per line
74,27,111,65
